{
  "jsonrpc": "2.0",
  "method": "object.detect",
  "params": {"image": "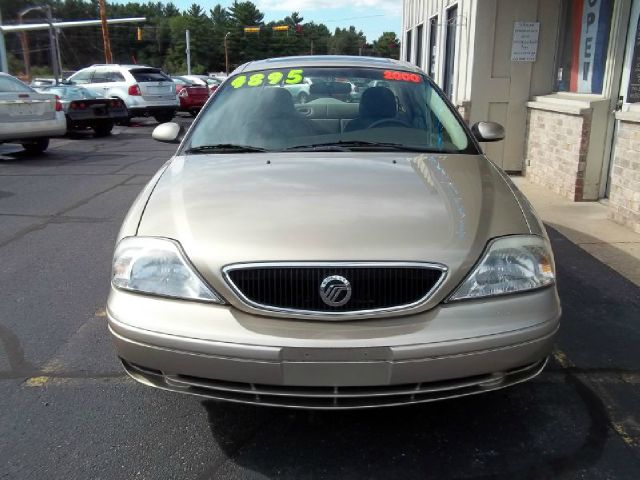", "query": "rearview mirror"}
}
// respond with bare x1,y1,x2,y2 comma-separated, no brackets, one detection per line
152,122,184,144
471,121,505,142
